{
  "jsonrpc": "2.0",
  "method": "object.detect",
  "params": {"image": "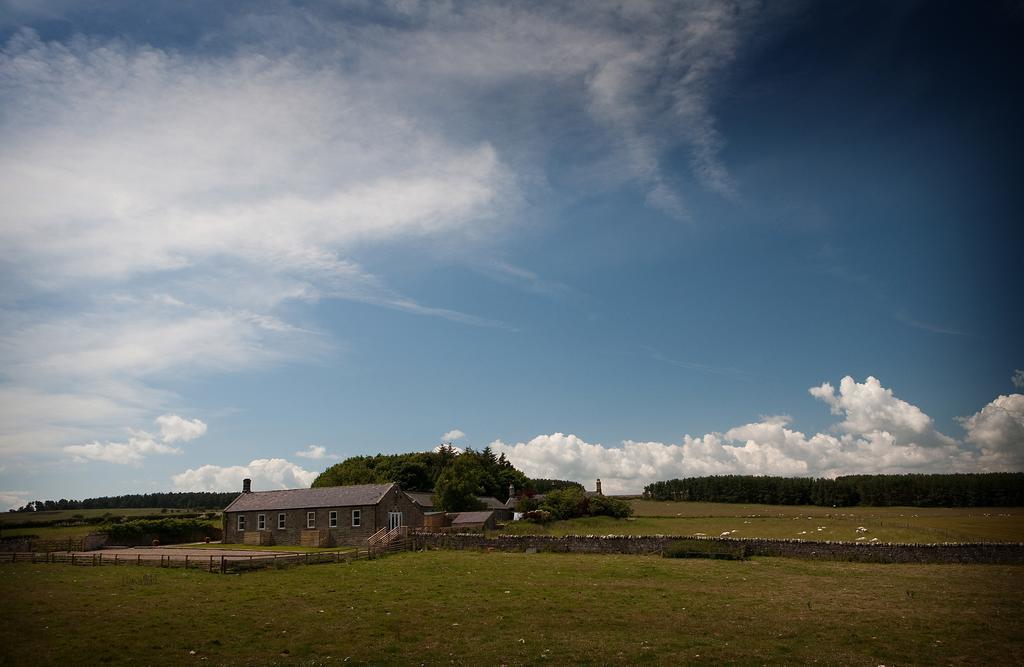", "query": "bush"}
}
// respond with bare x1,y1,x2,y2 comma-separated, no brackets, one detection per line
523,487,635,522
585,495,633,519
102,518,219,545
